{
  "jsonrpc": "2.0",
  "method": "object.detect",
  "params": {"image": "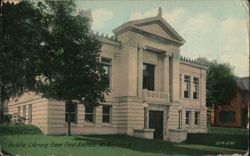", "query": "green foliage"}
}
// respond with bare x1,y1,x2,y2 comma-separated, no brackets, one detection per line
196,57,237,107
186,127,249,150
2,114,12,124
0,124,42,135
1,0,109,125
206,61,237,107
1,0,44,102
208,127,249,136
0,0,45,122
0,135,246,155
34,0,109,105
